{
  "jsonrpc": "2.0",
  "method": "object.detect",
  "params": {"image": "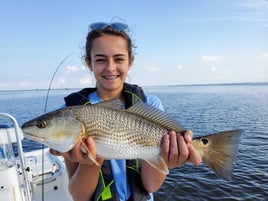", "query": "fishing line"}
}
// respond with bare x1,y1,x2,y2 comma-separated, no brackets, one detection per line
164,165,194,201
41,52,74,201
165,165,202,201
